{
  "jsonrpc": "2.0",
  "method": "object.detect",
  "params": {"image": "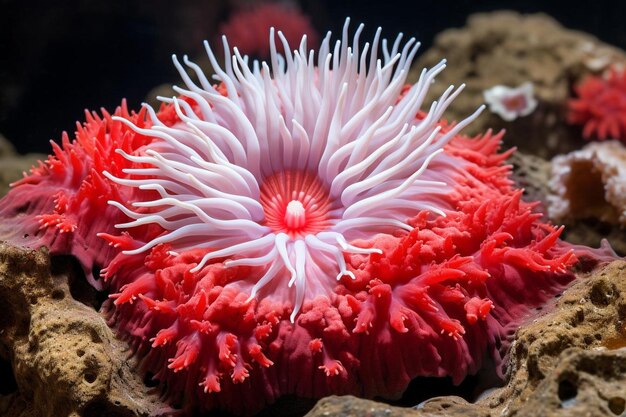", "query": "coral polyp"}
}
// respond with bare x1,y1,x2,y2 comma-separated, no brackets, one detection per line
0,18,587,416
219,2,319,59
568,67,626,141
